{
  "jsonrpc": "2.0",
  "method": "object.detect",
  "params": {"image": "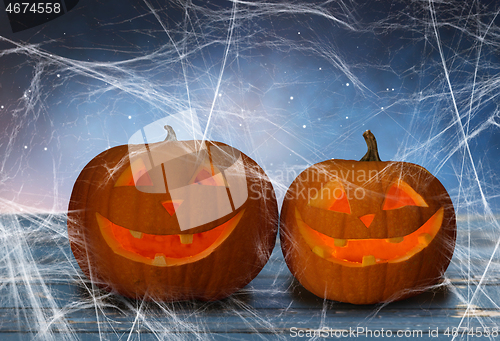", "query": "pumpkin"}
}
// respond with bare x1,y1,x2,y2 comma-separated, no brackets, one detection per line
280,131,456,304
68,126,278,301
